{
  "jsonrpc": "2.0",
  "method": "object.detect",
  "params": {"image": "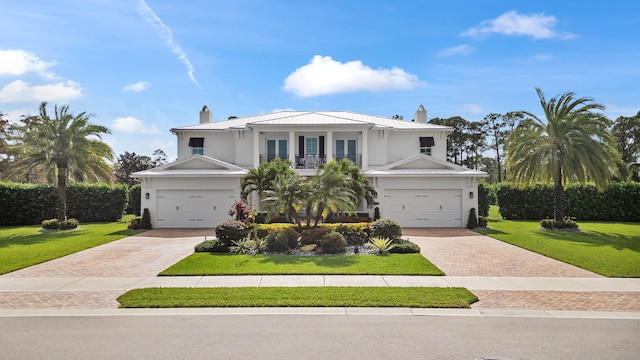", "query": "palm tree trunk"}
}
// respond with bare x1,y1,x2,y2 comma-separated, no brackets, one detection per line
554,166,563,222
57,166,67,221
